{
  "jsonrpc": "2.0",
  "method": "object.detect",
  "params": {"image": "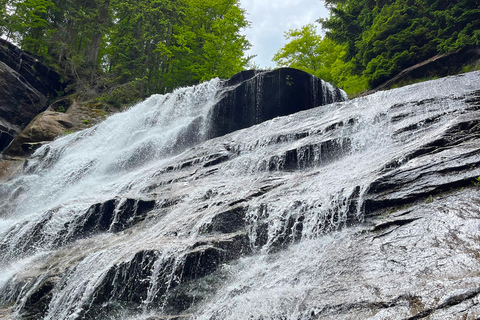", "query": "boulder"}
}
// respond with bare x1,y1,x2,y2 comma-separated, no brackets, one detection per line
3,99,116,157
3,111,74,156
